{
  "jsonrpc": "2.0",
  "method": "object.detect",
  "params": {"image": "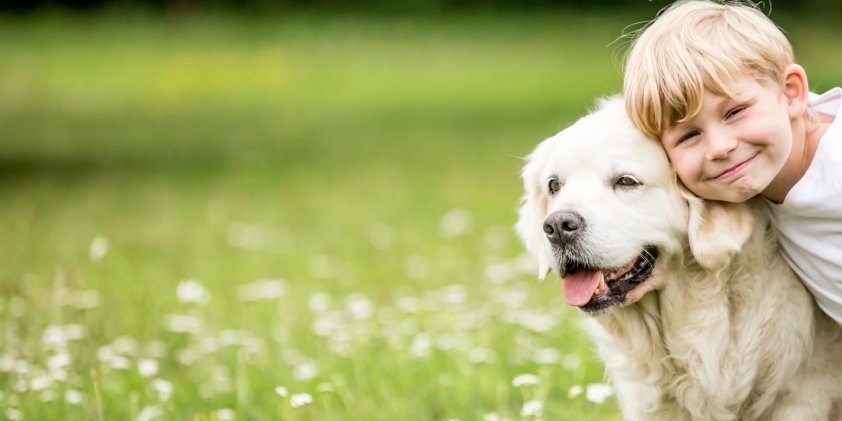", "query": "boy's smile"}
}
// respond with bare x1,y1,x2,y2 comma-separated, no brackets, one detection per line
661,77,795,203
710,152,760,181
